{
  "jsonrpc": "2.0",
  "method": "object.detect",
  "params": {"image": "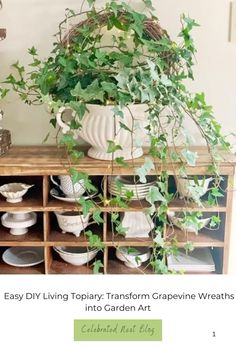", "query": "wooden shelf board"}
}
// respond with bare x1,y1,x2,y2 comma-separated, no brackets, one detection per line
107,260,153,274
0,241,45,247
0,146,235,176
49,259,95,274
106,199,151,212
166,227,224,247
47,230,90,246
0,197,44,211
168,199,226,212
0,224,44,244
0,260,44,274
107,232,153,246
46,198,102,211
